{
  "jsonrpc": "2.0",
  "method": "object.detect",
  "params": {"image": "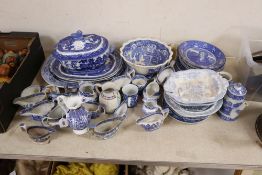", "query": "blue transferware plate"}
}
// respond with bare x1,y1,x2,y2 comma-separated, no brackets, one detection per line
41,57,79,88
164,93,223,118
49,52,123,80
163,99,209,124
178,40,226,70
